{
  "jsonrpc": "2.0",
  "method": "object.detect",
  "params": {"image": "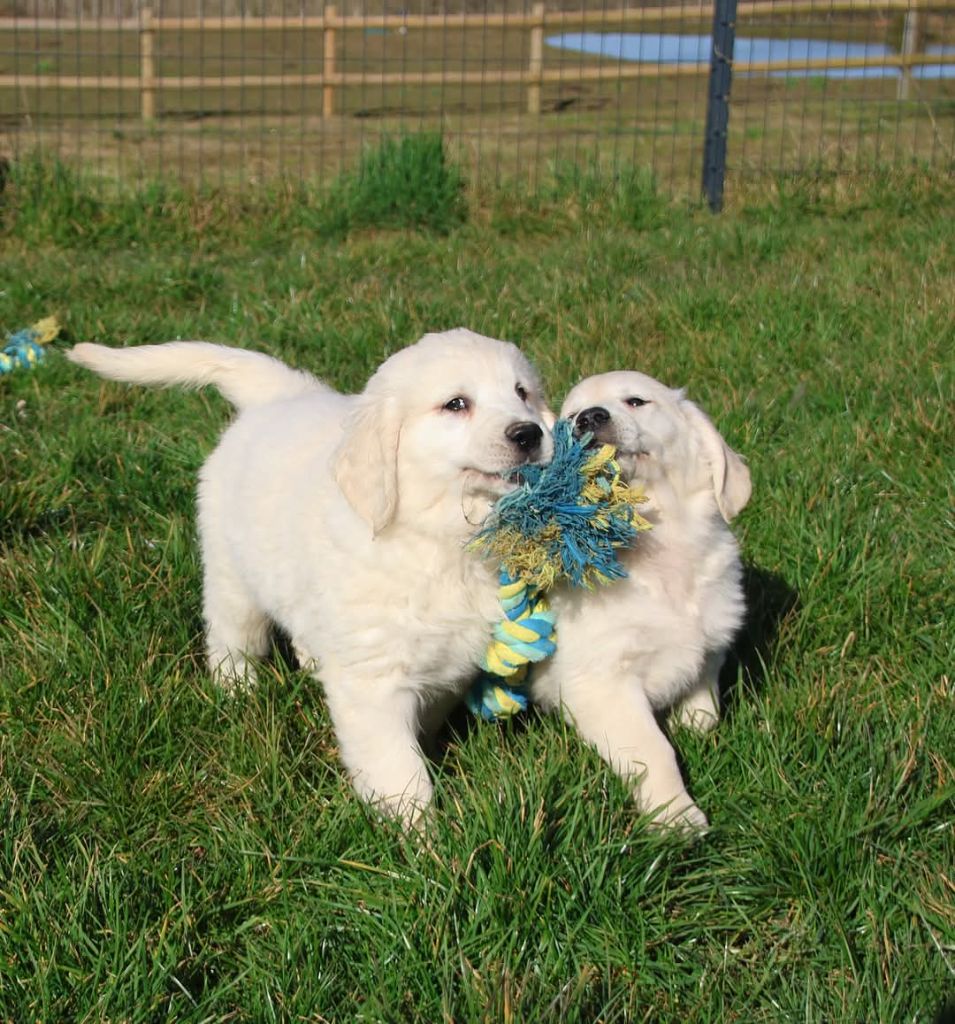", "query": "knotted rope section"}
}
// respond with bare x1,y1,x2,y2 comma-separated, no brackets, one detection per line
0,316,60,375
465,572,556,720
467,419,651,720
